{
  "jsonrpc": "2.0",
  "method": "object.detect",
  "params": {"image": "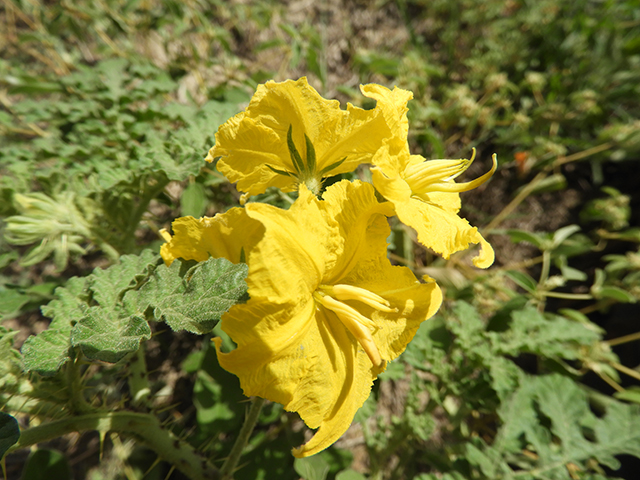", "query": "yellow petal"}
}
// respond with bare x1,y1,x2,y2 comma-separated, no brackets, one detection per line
242,185,336,301
216,298,383,457
395,197,494,267
293,269,442,457
361,84,413,142
209,77,391,196
320,180,395,284
159,209,264,266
